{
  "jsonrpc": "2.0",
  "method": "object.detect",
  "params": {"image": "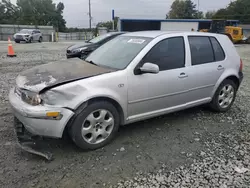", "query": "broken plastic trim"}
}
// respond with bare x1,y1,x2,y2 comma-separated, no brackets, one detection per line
14,117,53,161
